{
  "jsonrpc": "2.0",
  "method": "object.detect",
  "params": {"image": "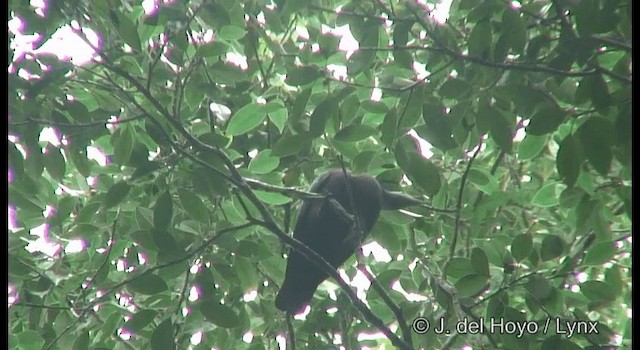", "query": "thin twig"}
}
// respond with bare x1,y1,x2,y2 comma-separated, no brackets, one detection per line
285,314,297,350
73,26,412,349
80,215,119,300
173,267,192,339
447,140,483,263
244,178,326,200
9,115,145,128
253,218,413,350
11,302,71,310
335,157,414,347
44,222,254,350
